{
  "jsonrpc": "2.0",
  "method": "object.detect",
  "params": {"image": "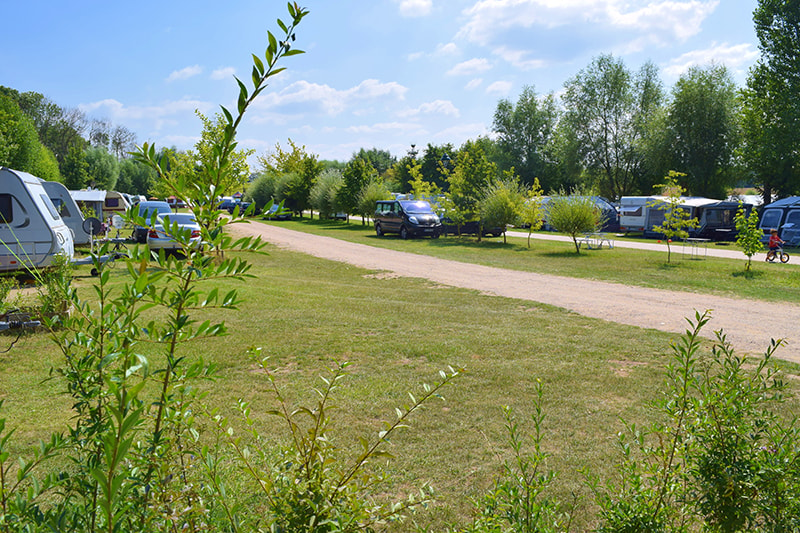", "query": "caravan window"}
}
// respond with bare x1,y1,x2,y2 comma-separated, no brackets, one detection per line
0,194,12,223
40,194,61,220
106,198,120,208
761,209,782,230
